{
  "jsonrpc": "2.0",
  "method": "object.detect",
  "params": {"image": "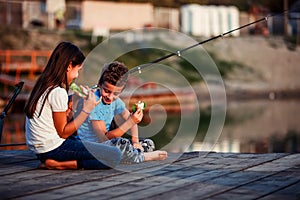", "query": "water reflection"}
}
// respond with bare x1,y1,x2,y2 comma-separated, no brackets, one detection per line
148,99,300,153
1,100,300,153
192,100,300,153
1,113,26,150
